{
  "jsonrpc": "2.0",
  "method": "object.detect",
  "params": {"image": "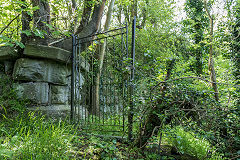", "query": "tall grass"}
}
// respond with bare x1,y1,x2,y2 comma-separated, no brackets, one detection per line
0,111,77,159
